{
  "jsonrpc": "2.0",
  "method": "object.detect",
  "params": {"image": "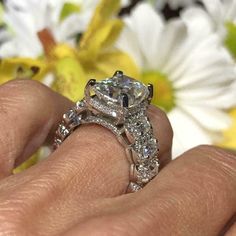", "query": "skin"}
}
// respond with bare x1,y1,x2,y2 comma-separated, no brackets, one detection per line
0,79,235,236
